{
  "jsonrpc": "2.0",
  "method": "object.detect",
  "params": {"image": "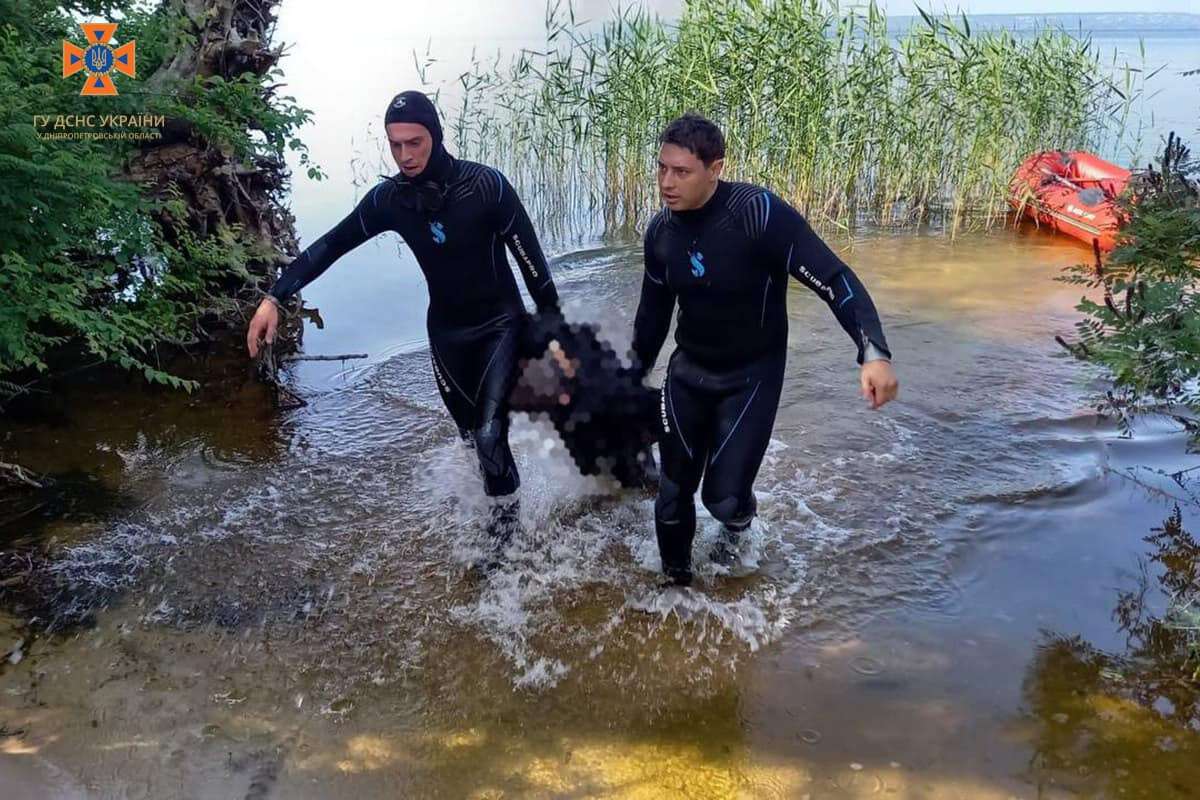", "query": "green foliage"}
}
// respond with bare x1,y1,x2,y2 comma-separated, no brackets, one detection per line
1058,133,1200,440
1116,505,1200,686
1151,506,1200,681
111,3,324,174
0,1,318,398
429,0,1141,239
